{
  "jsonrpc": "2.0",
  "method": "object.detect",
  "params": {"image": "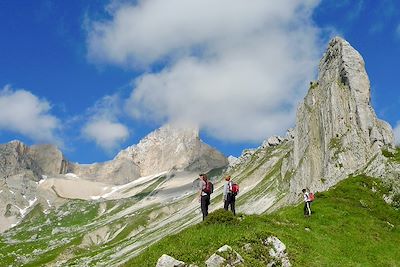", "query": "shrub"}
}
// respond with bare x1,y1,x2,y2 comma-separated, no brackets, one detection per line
204,209,238,225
